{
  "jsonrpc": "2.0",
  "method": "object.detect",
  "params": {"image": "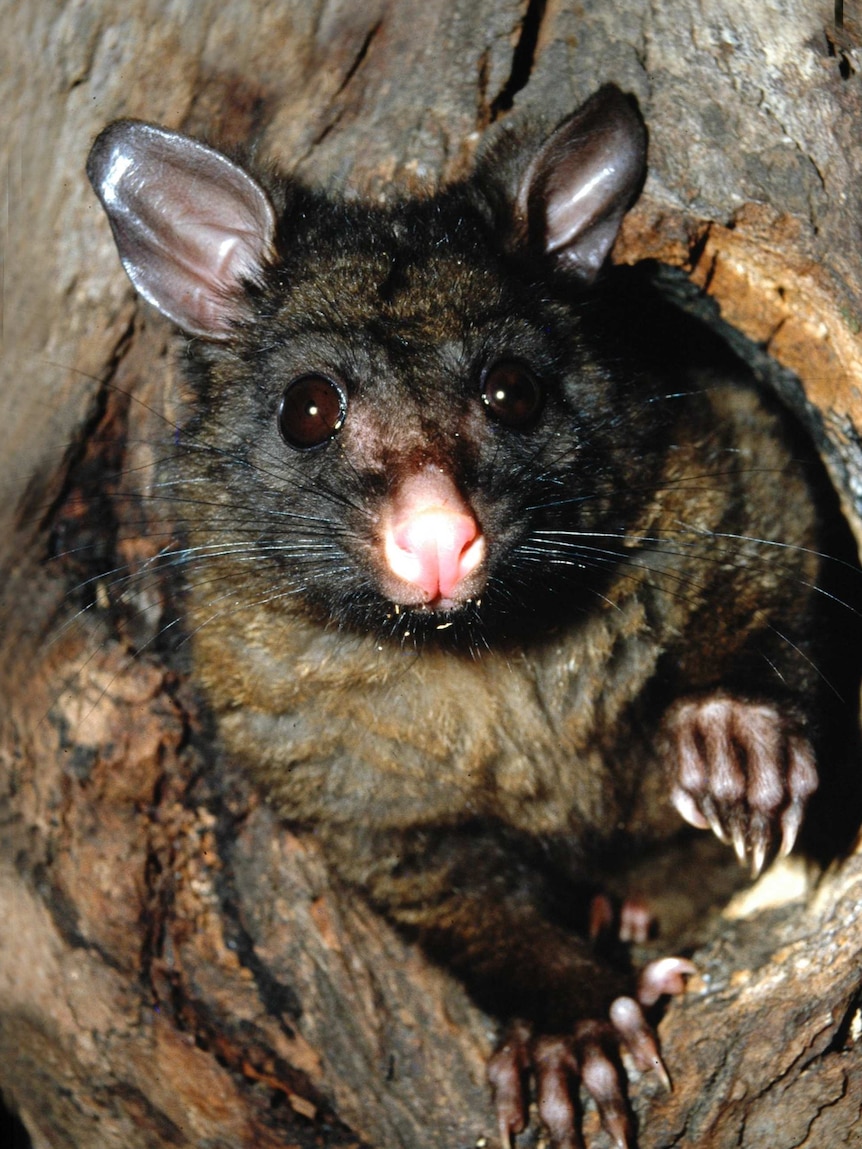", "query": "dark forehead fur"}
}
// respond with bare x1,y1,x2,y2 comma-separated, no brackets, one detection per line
249,179,580,364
